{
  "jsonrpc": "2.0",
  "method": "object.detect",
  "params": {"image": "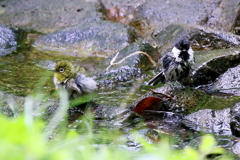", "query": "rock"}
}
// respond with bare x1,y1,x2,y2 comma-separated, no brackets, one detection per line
129,0,240,38
193,49,240,86
206,0,240,32
0,92,24,117
153,24,240,53
0,24,27,56
0,0,103,33
130,0,222,38
210,65,240,96
95,42,159,88
183,108,232,135
230,103,240,137
33,20,138,57
230,113,240,137
103,41,159,69
232,141,240,156
130,0,240,35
